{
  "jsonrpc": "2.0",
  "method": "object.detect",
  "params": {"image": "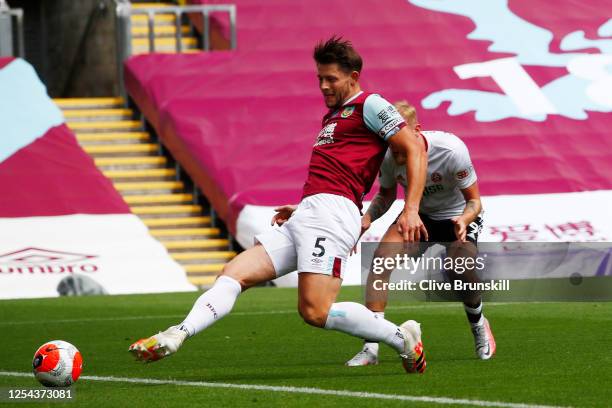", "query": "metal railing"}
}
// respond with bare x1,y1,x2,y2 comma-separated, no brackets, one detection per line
63,1,108,96
114,0,237,98
0,0,24,58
